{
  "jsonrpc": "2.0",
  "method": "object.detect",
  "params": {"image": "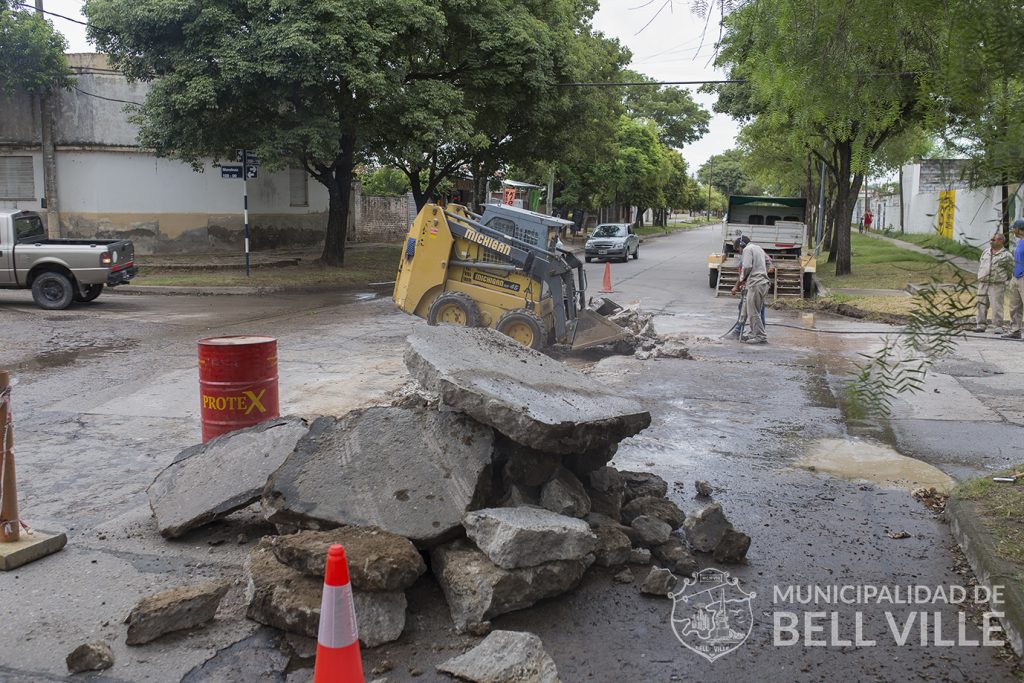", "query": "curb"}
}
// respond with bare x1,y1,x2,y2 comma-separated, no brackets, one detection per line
107,285,283,296
945,495,1024,656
